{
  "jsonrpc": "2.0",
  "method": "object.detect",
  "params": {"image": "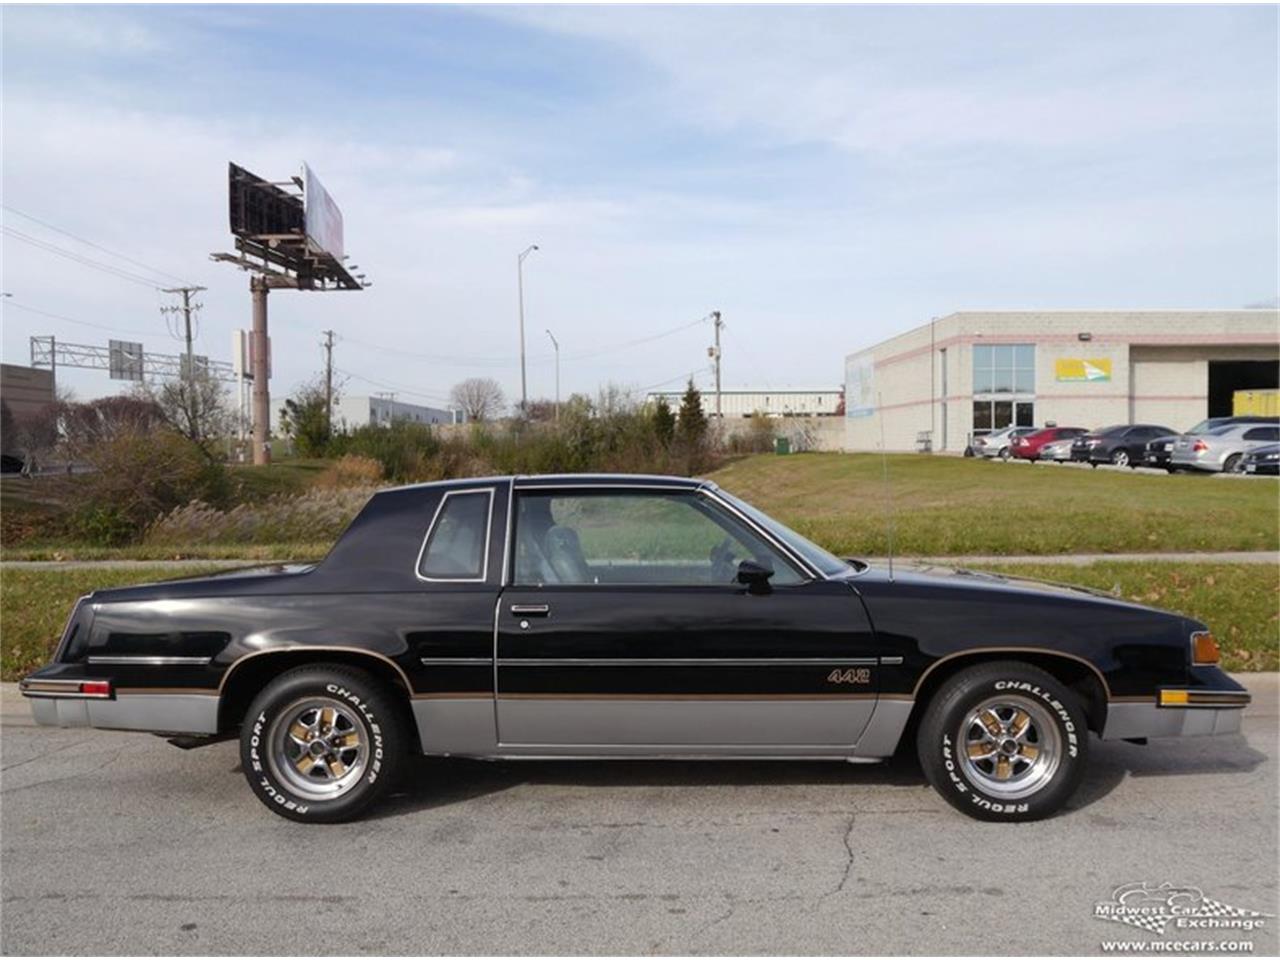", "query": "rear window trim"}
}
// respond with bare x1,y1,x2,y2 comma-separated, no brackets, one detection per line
414,487,495,584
